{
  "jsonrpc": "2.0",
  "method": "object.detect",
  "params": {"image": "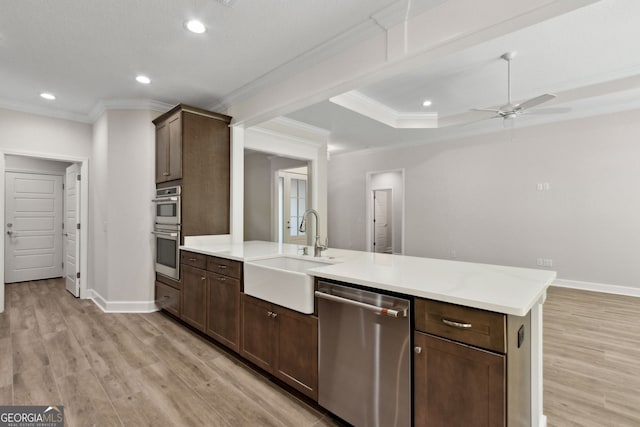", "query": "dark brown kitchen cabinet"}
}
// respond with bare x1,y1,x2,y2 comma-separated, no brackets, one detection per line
153,104,232,239
180,264,207,331
414,331,505,427
206,271,241,352
240,294,318,400
414,298,530,427
155,281,180,317
155,110,182,183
